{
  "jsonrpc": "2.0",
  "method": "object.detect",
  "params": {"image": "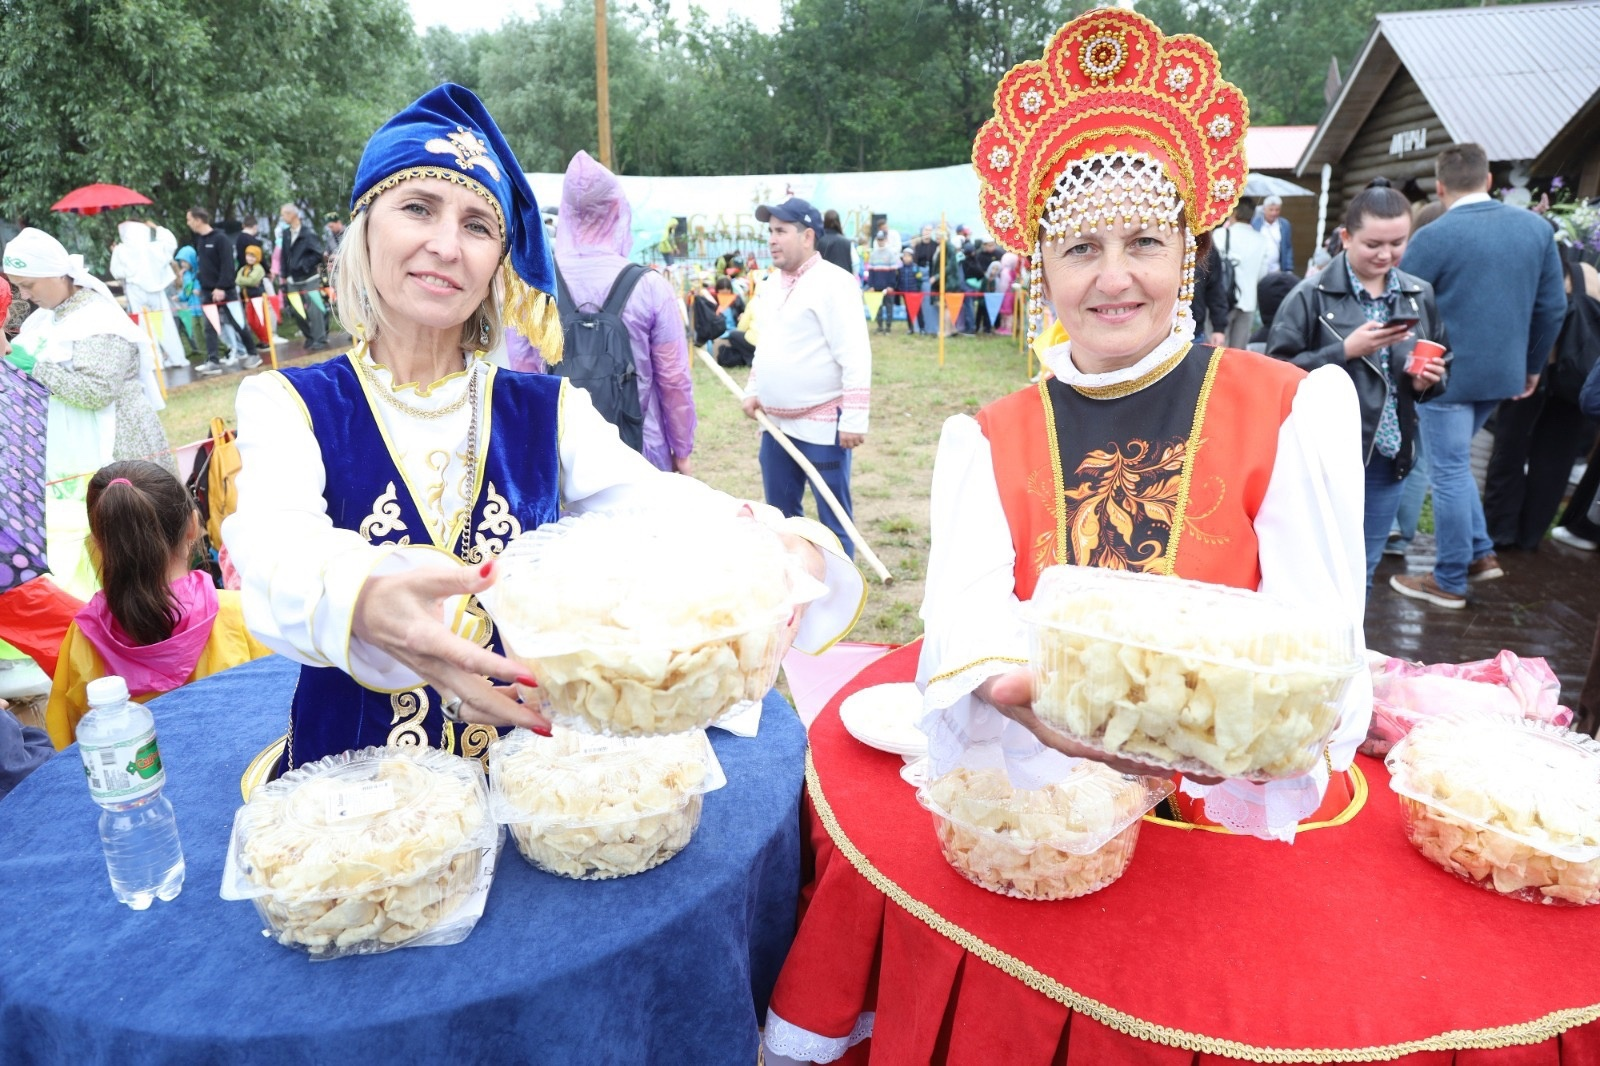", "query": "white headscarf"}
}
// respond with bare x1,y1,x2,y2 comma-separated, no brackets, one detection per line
111,221,179,294
3,228,165,410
